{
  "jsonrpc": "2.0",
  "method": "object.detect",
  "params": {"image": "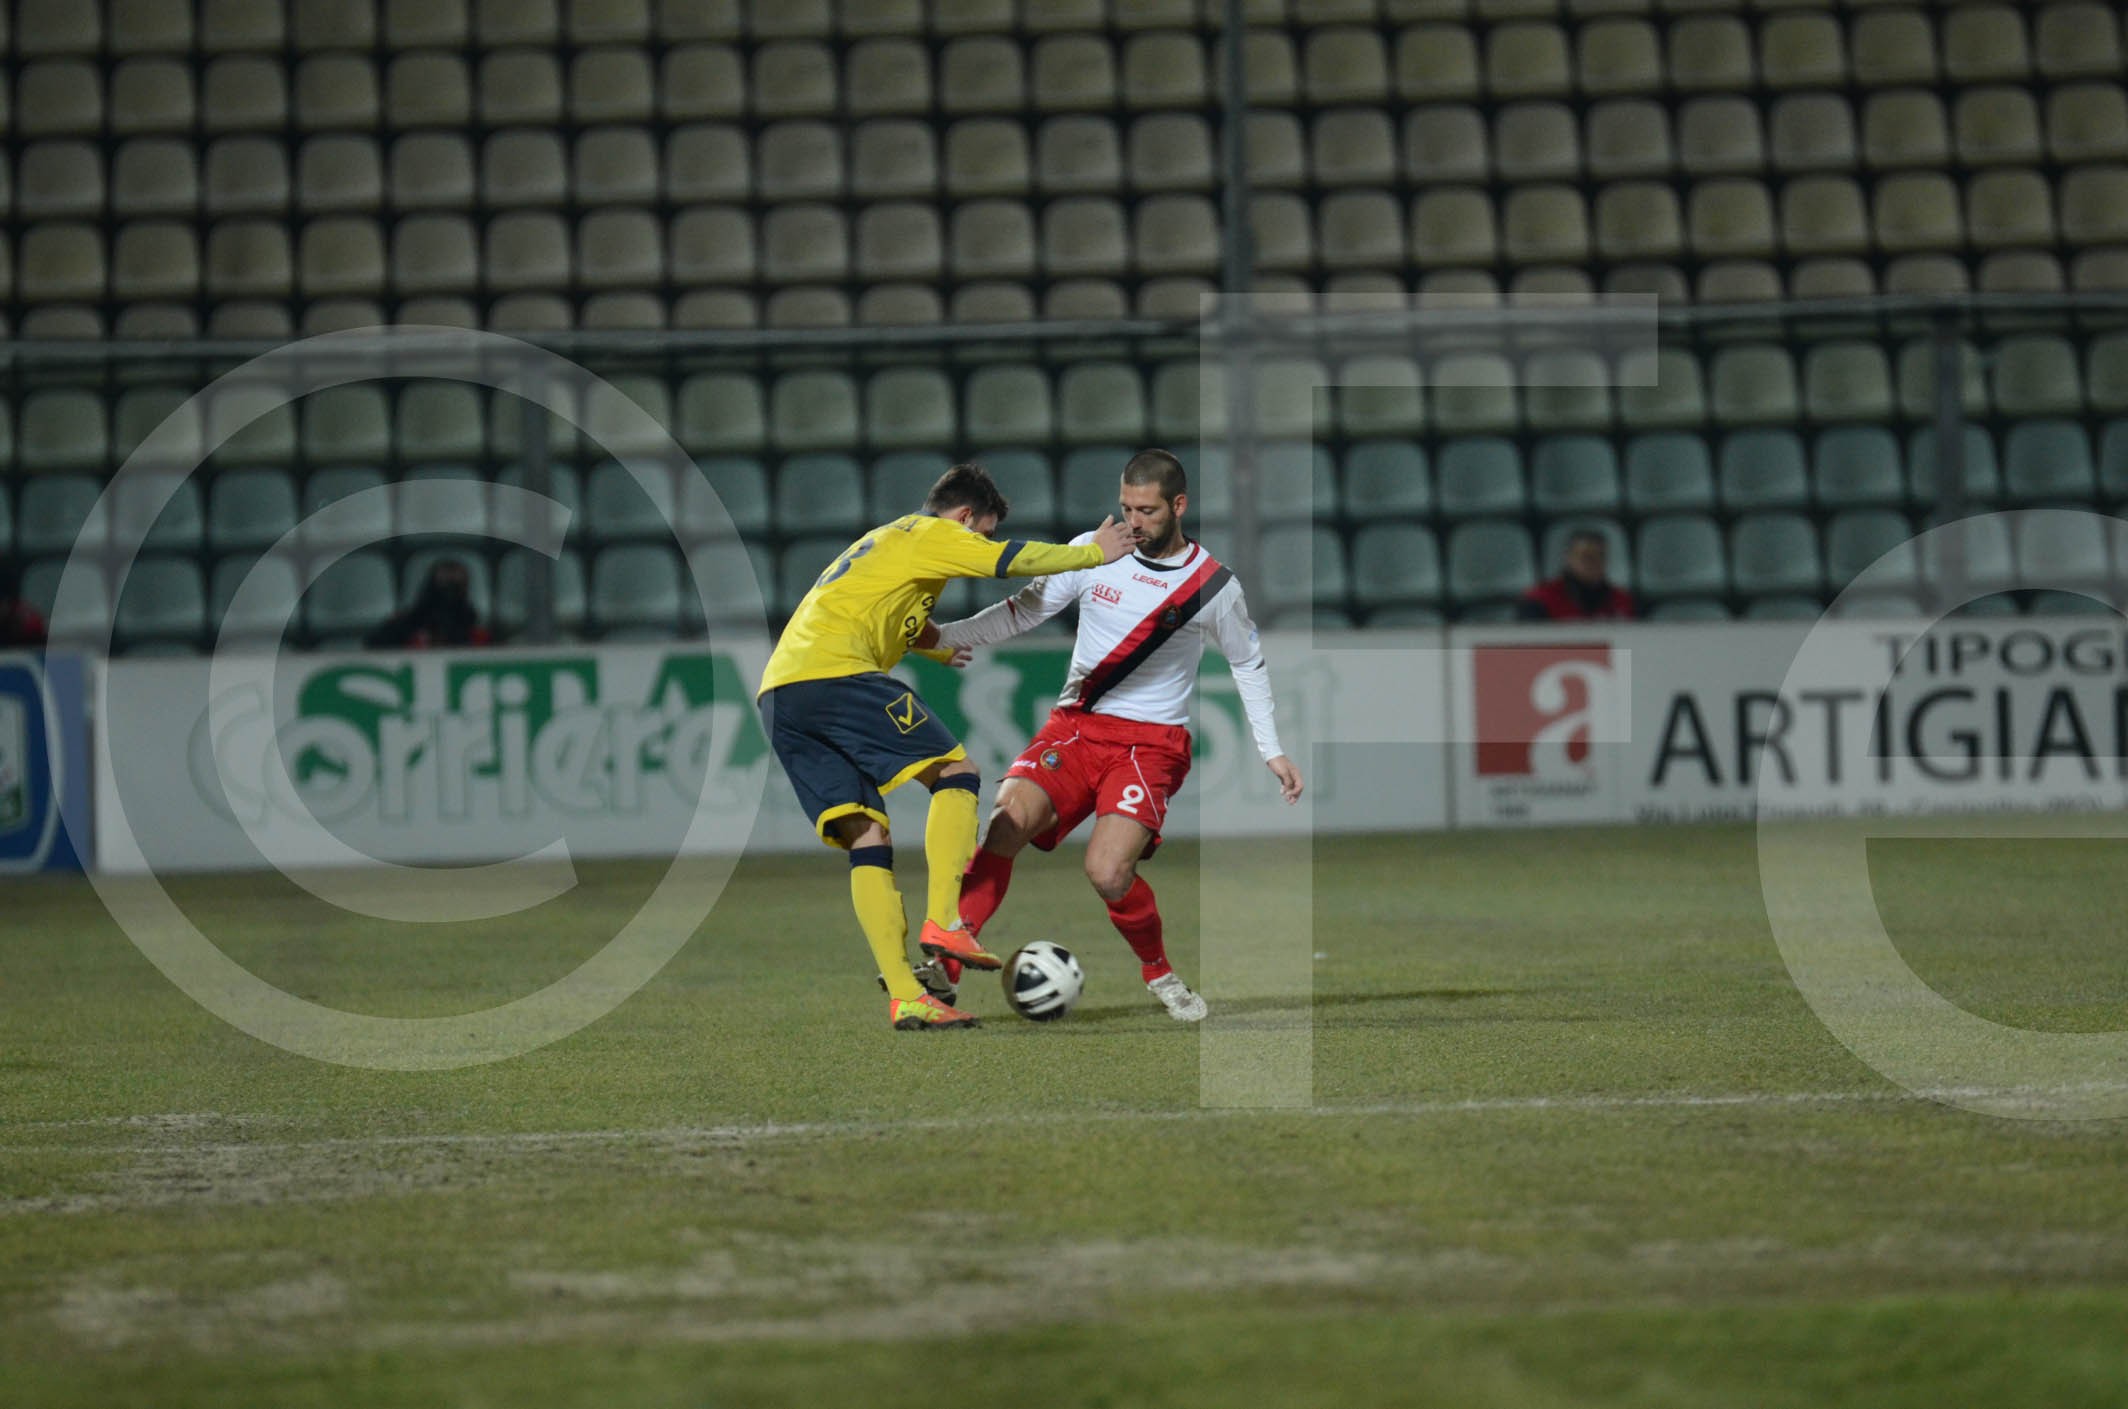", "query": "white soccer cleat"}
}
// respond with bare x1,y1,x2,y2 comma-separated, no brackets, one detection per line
1148,972,1208,1022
